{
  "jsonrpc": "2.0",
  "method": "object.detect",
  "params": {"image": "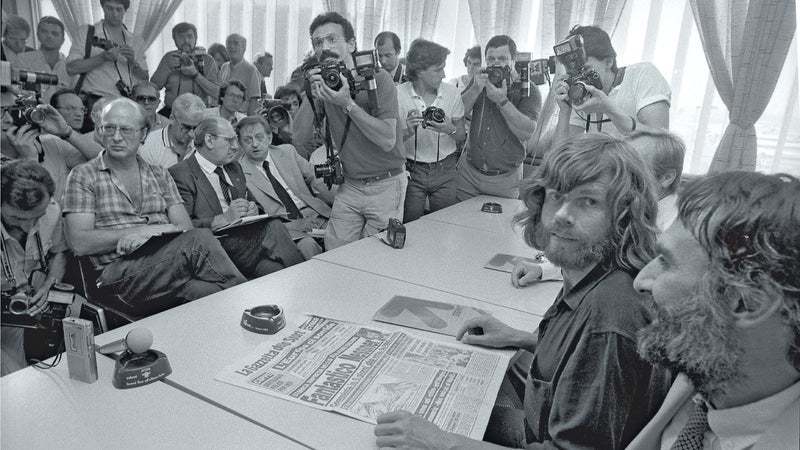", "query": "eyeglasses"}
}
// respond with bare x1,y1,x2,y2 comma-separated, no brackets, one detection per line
225,93,244,101
57,106,87,114
211,134,238,145
175,121,197,133
311,34,346,48
240,133,268,146
135,95,159,105
98,124,145,139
